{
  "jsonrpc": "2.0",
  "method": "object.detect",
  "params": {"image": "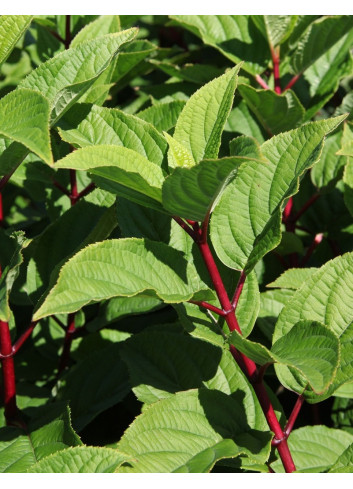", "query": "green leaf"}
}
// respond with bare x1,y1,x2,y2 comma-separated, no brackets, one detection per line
33,238,213,320
117,389,271,472
27,446,129,473
290,16,353,74
338,121,353,157
0,88,52,164
271,426,353,473
169,16,270,75
150,60,224,85
120,329,261,404
137,100,186,132
164,132,195,170
210,115,346,273
229,135,264,160
56,343,130,431
57,103,167,166
257,289,294,342
0,15,33,66
173,66,240,163
344,160,353,217
70,15,121,46
20,29,138,123
311,130,346,191
329,443,353,472
162,157,247,221
0,406,82,473
0,231,30,321
274,252,353,401
267,268,317,290
252,15,297,48
238,85,305,135
225,100,266,143
229,321,339,394
54,145,165,210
